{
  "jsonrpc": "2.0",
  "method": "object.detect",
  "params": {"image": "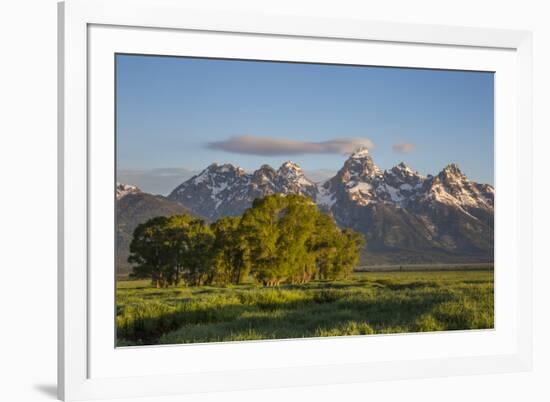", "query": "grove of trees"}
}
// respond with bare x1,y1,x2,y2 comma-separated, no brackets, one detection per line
128,194,364,287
